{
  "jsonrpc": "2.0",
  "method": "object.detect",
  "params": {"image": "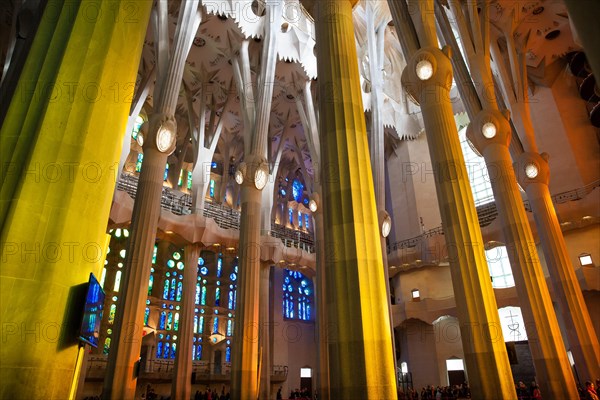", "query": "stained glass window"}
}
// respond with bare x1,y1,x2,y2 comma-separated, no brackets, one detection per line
135,153,143,172
164,163,169,181
225,346,231,362
131,115,144,140
187,171,193,190
292,178,304,202
298,212,303,228
210,179,215,198
283,269,313,321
